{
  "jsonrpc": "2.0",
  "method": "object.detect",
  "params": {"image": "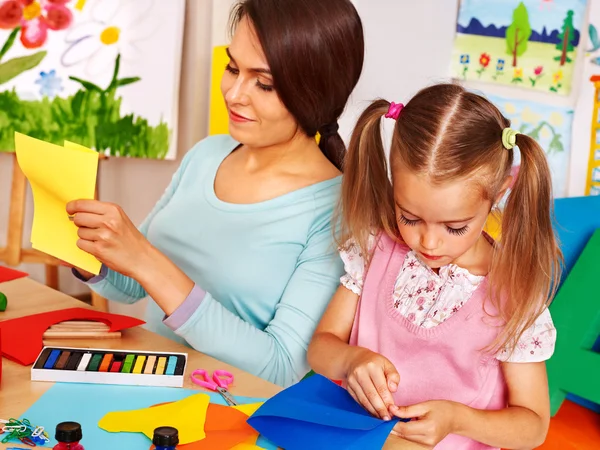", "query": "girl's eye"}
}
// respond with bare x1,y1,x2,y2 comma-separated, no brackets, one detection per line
398,215,419,226
225,64,239,75
446,225,469,236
